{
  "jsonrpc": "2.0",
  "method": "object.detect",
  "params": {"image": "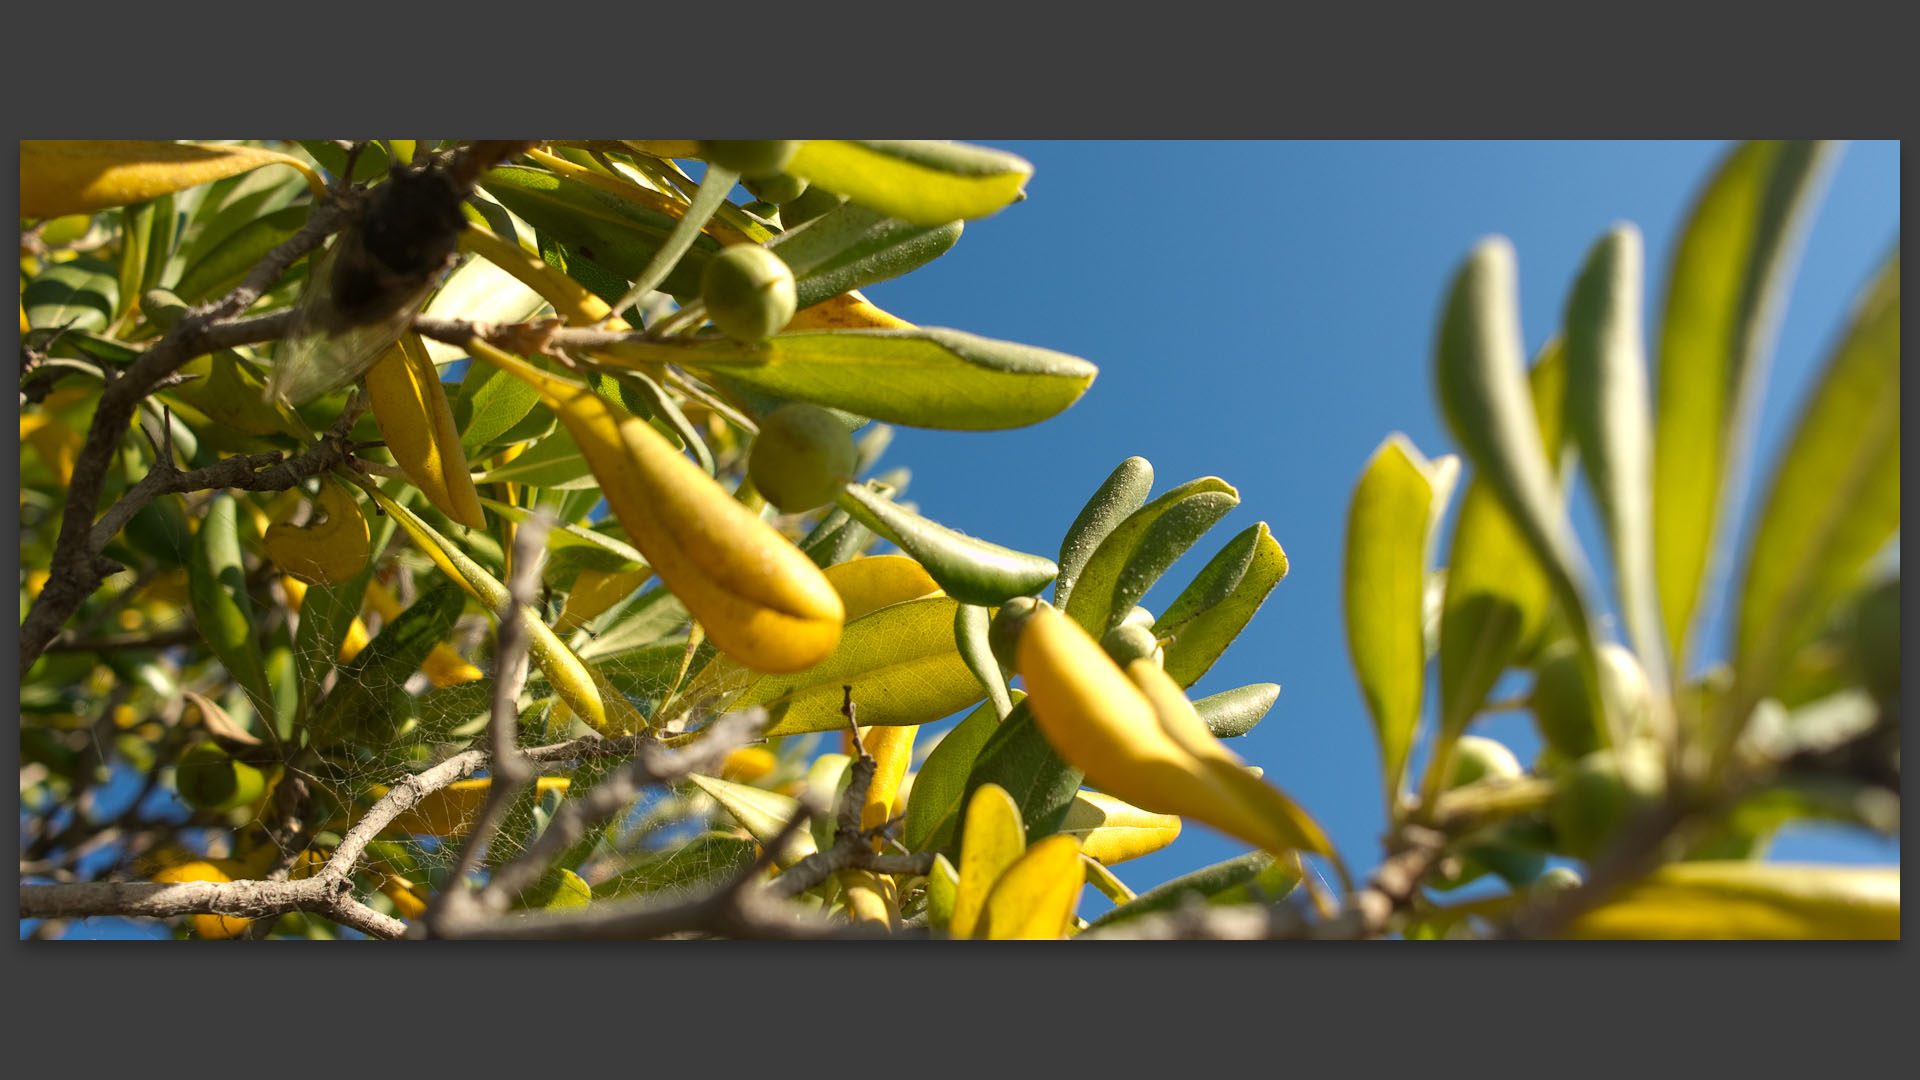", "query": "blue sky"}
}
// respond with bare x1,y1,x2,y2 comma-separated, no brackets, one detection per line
853,140,1901,900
